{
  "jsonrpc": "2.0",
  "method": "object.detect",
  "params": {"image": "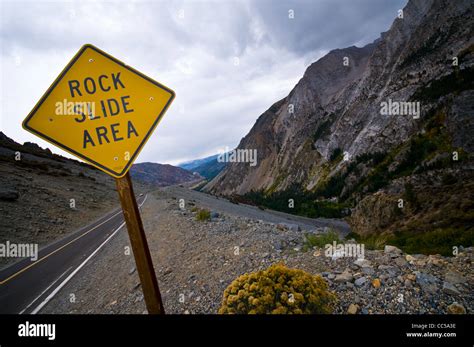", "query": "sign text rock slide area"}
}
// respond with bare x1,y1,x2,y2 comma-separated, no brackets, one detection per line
23,44,175,178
